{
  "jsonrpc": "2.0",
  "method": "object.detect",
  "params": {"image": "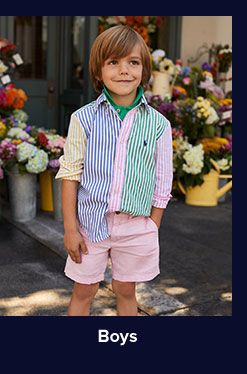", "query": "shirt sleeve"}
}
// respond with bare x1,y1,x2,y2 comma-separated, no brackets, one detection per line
152,121,173,208
55,113,87,182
